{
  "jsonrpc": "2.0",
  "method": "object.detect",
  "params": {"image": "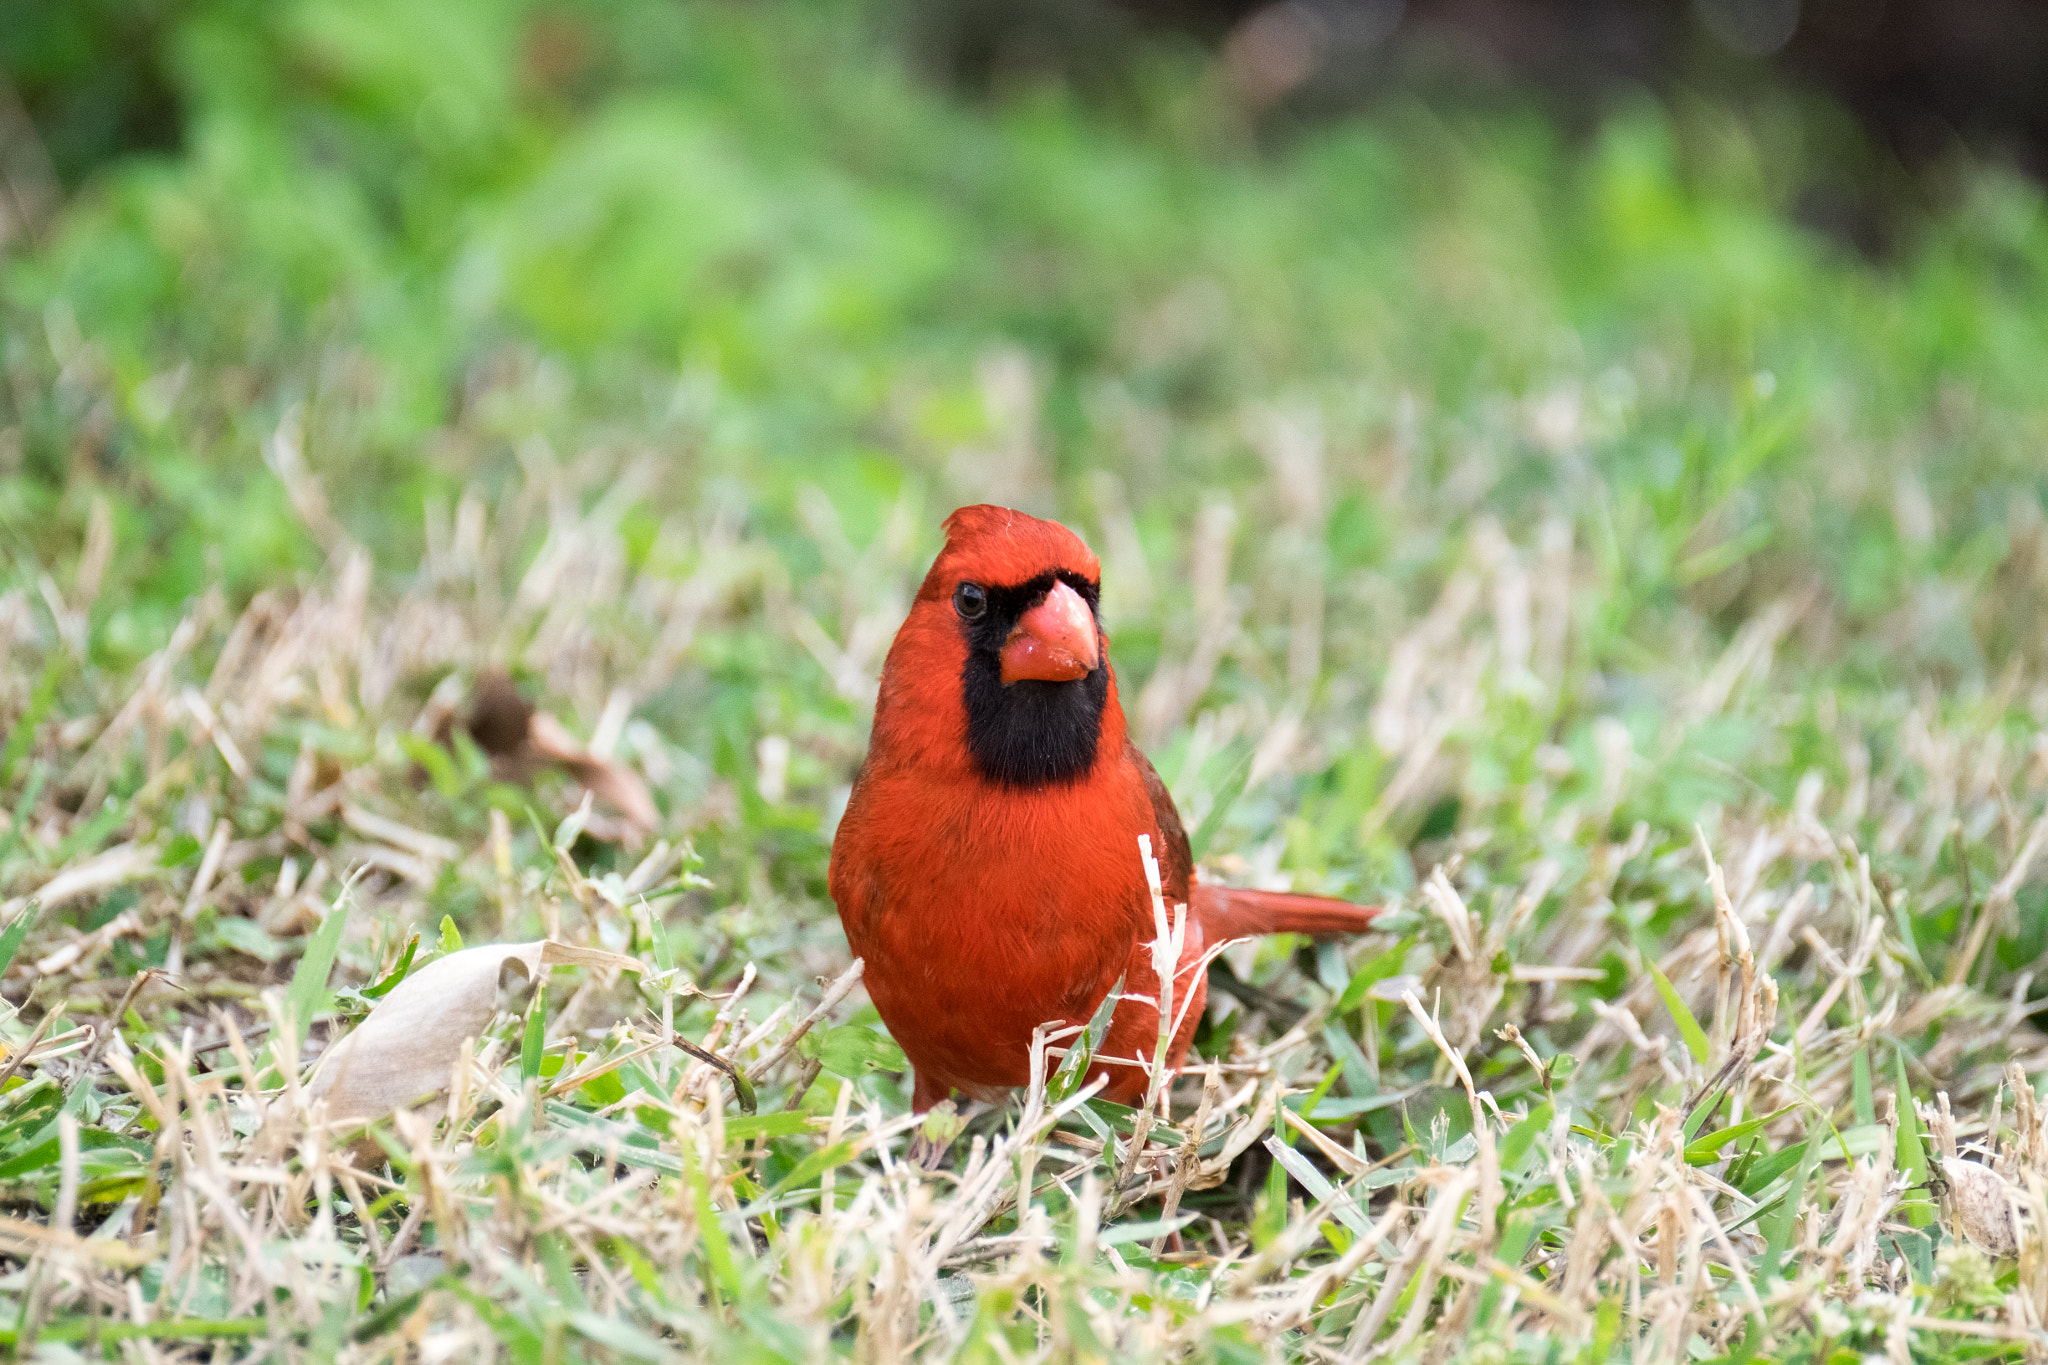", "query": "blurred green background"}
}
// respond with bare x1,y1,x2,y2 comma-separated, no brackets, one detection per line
4,0,2048,895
